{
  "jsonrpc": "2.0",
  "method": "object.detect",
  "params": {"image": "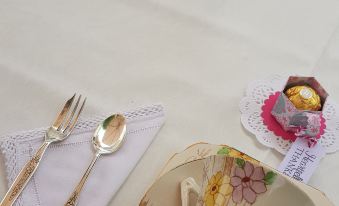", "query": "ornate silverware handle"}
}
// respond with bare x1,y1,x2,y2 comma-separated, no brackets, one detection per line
65,153,100,206
0,142,50,206
0,94,86,206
